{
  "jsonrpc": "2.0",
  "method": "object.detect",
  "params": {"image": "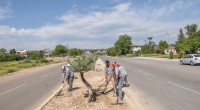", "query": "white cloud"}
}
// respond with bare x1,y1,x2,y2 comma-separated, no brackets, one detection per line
0,1,200,50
